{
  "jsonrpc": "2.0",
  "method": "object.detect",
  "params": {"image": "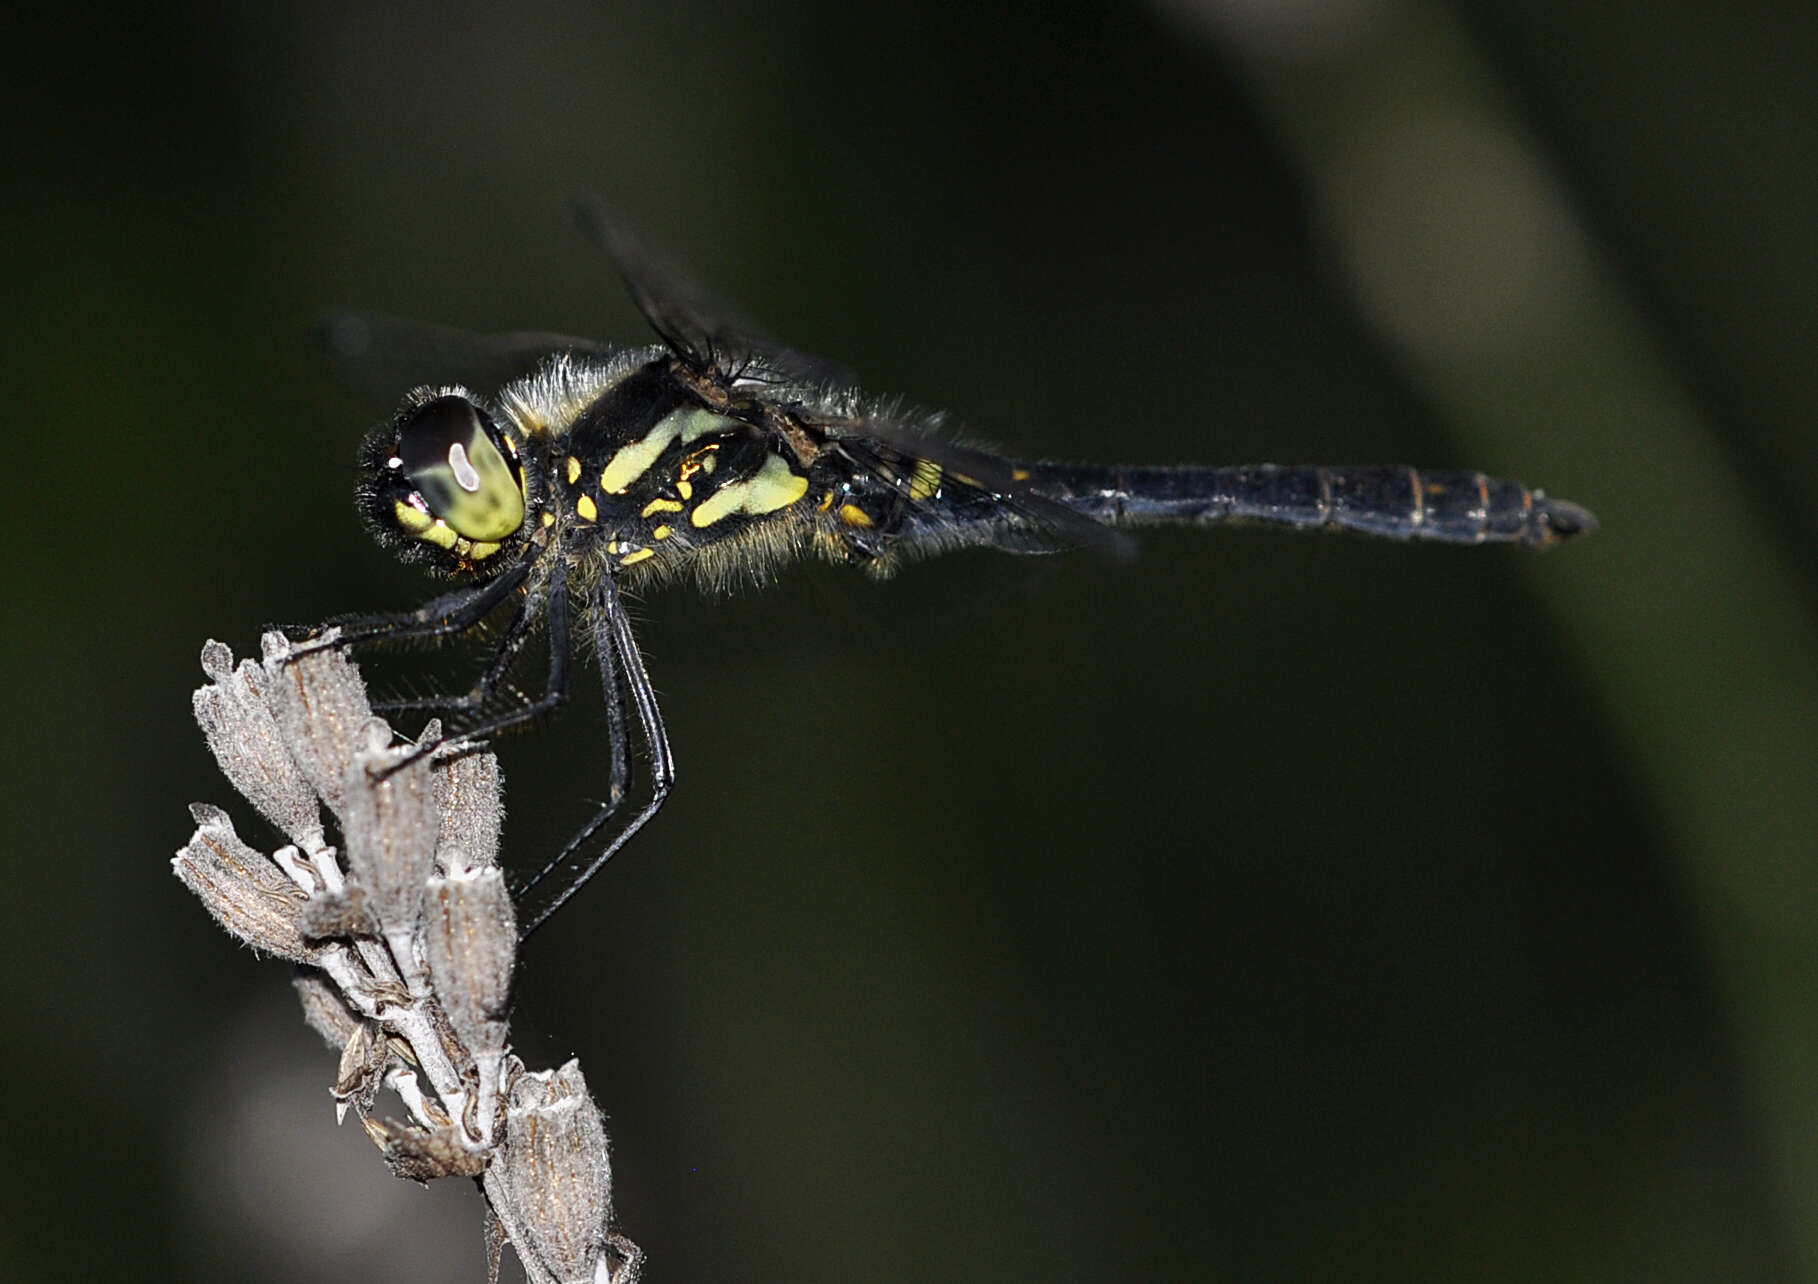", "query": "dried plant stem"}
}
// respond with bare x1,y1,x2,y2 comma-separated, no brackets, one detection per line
176,633,640,1284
